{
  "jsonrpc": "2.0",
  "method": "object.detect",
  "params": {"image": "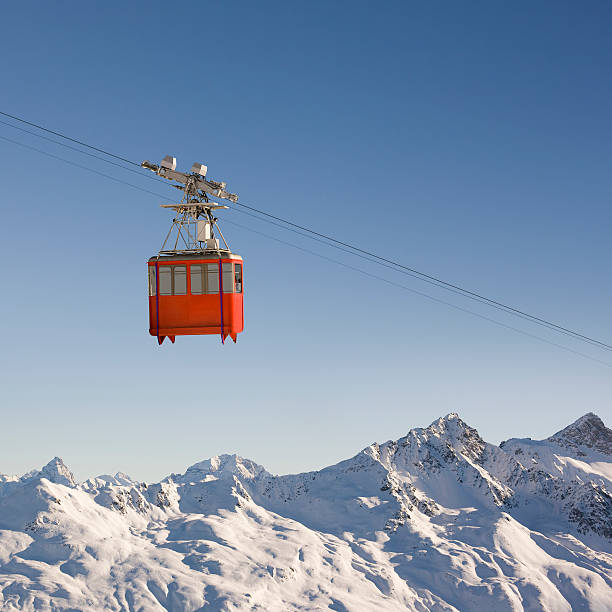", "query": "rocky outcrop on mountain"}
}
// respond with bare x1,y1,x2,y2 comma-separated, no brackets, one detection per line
0,413,610,611
547,412,612,455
